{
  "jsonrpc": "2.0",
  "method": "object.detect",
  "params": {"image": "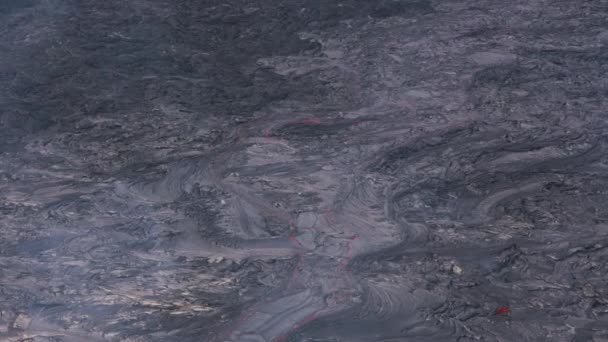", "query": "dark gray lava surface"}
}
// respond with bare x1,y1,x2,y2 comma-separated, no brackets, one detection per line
2,0,608,341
